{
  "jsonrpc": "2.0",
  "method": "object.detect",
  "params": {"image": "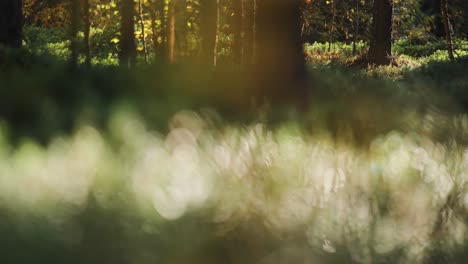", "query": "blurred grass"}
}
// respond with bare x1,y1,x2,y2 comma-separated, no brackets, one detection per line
1,37,468,263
